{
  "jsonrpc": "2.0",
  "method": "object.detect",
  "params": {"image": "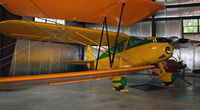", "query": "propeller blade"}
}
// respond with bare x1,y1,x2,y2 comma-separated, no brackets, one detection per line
190,40,200,43
168,36,200,48
177,39,189,43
